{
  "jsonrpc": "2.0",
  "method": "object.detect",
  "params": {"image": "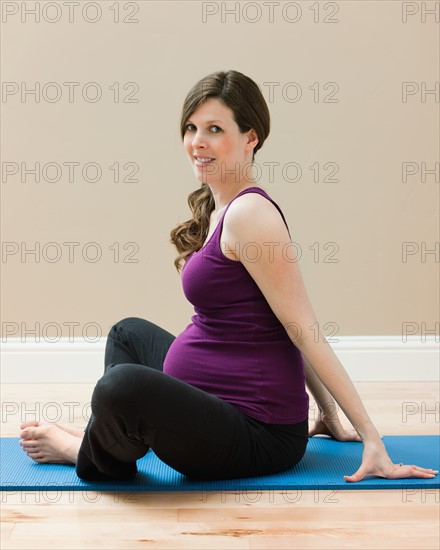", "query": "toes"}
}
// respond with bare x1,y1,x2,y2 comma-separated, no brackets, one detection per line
26,452,44,462
26,450,40,456
20,421,40,430
19,438,39,449
20,426,41,440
